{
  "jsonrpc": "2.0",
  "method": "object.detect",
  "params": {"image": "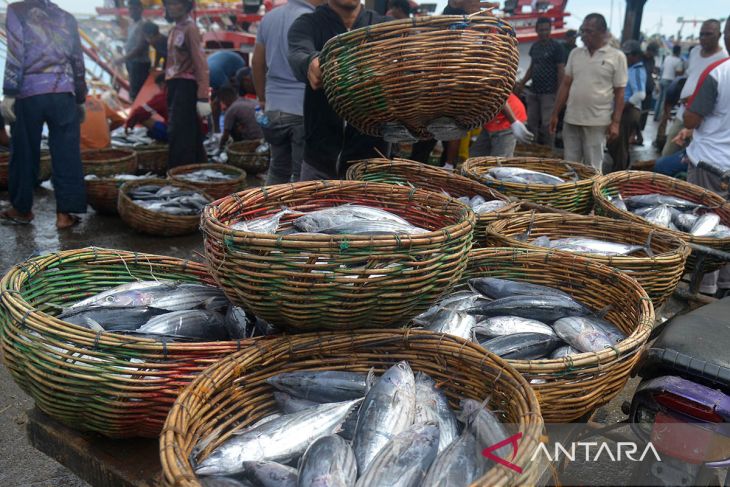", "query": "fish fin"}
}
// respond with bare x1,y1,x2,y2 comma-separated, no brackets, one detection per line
365,367,377,392
596,305,614,319
644,232,655,258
